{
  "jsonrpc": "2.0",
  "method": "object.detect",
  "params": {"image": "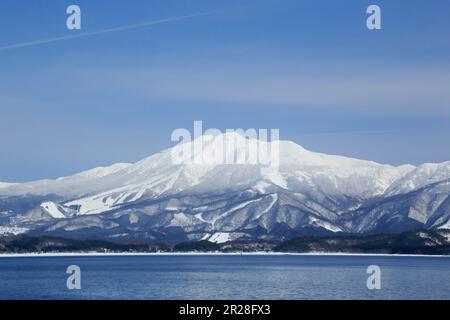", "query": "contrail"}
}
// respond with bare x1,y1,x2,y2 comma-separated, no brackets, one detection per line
0,8,236,52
